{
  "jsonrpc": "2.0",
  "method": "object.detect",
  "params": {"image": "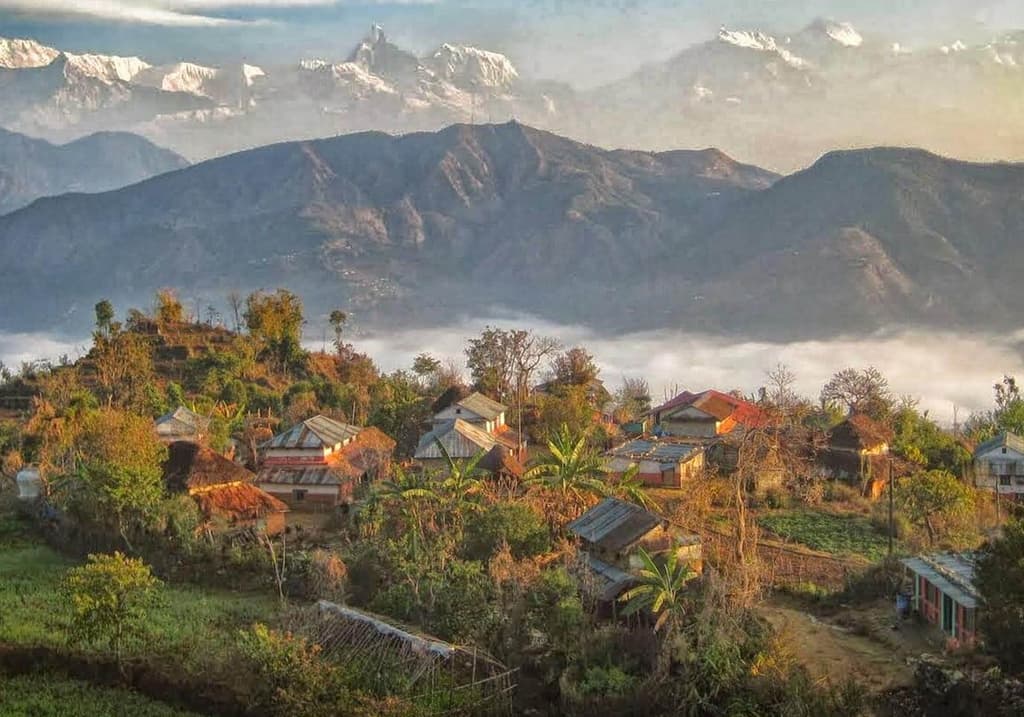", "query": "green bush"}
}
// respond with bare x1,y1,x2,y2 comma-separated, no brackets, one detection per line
577,665,639,696
461,502,551,561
